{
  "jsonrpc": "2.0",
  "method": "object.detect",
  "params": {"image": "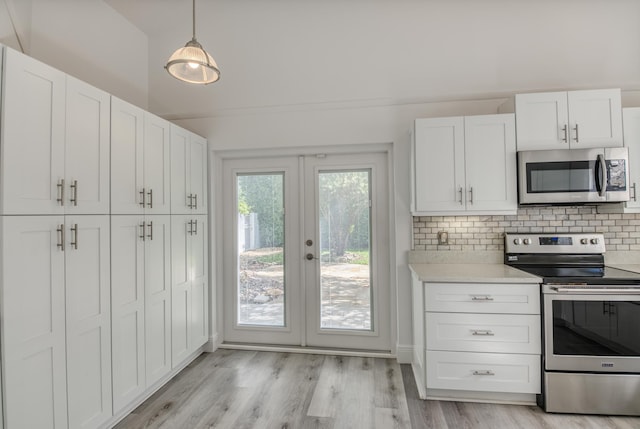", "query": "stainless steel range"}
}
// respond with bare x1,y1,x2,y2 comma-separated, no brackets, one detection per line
505,233,640,416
